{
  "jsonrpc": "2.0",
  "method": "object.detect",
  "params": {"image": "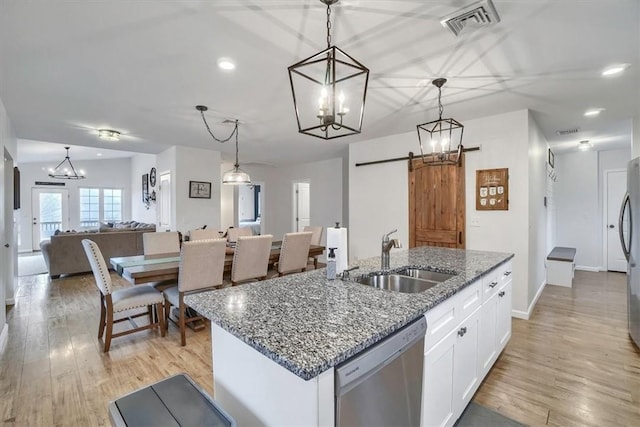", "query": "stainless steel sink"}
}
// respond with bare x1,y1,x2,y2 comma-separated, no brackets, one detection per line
394,268,455,283
358,274,440,293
